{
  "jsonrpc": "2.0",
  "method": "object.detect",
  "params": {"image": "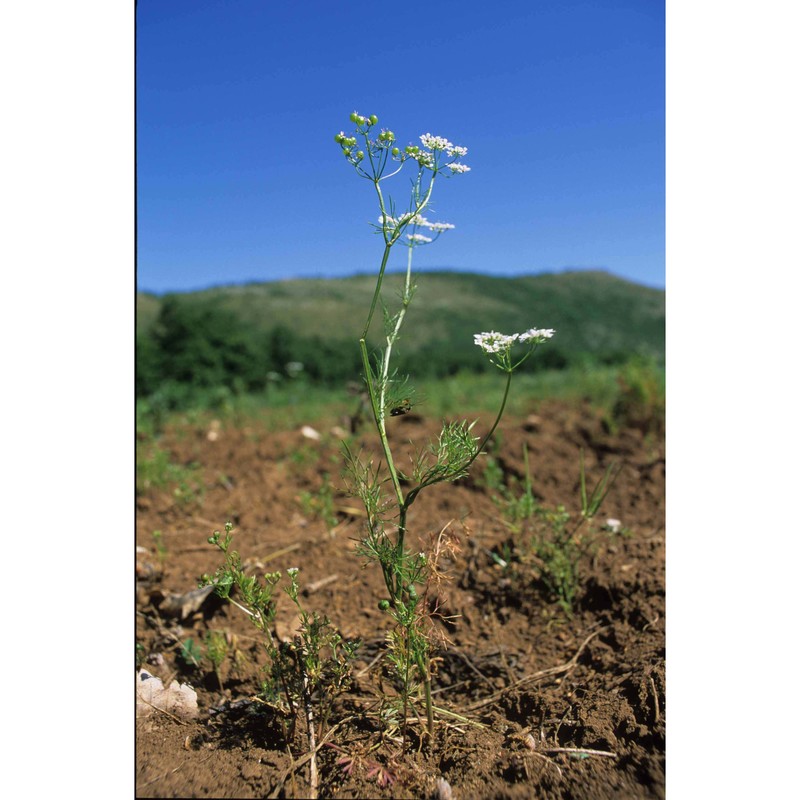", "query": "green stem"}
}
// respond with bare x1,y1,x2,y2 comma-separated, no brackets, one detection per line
359,338,405,511
469,369,513,469
361,243,393,341
419,652,434,736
